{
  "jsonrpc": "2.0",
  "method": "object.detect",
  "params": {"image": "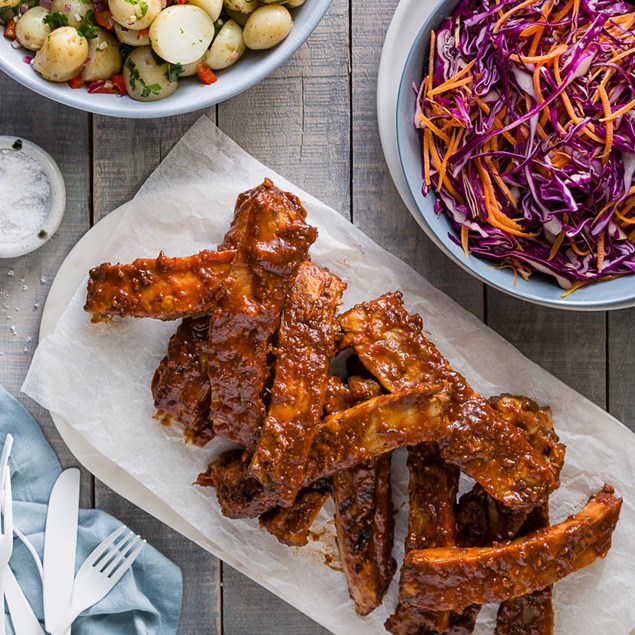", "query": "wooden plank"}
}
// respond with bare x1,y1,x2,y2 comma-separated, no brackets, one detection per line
486,289,607,408
350,0,484,318
608,310,635,432
216,1,350,631
0,75,93,505
91,110,221,634
222,565,331,635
